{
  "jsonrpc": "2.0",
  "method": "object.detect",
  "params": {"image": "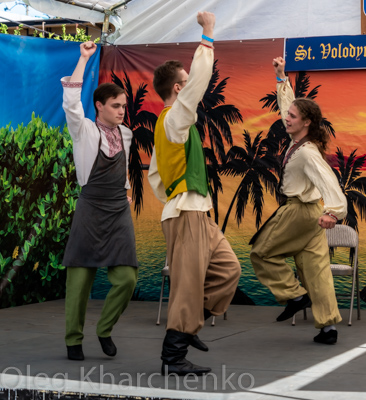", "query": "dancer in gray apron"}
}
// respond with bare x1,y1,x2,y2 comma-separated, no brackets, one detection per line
61,41,138,361
63,127,138,361
63,130,137,267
